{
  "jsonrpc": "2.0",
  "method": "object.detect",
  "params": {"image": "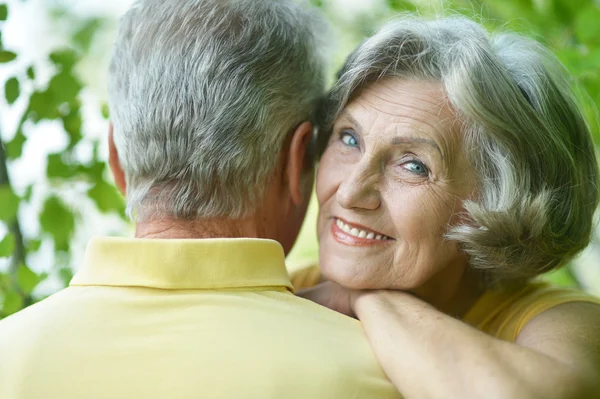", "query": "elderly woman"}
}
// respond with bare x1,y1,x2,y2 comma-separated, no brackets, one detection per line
298,16,600,399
